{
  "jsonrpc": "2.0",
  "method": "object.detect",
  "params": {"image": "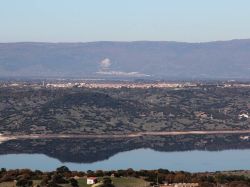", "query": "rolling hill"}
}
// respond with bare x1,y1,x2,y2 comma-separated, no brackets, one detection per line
0,39,250,80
